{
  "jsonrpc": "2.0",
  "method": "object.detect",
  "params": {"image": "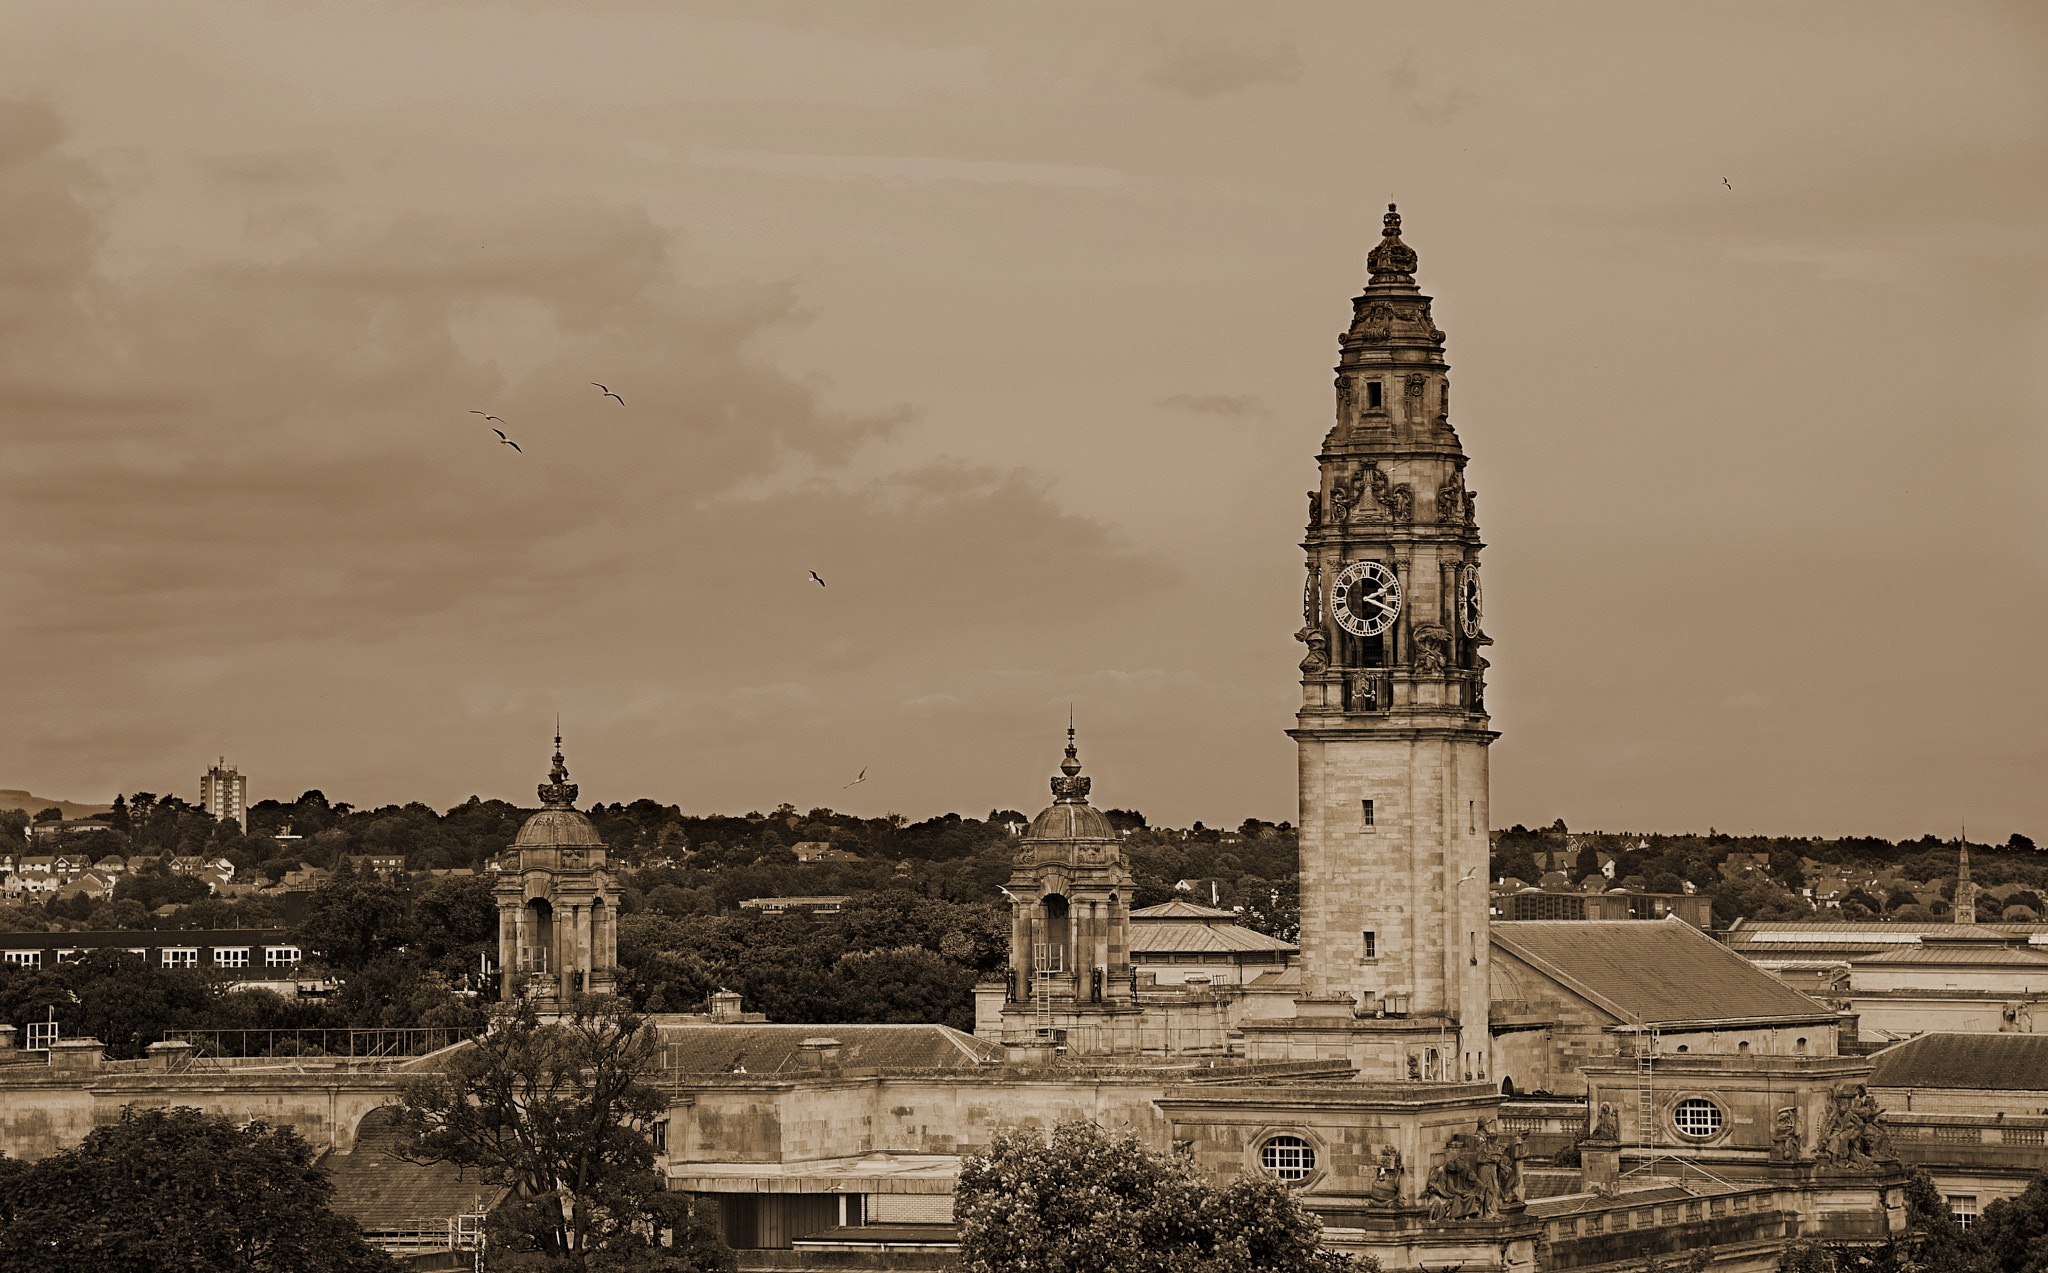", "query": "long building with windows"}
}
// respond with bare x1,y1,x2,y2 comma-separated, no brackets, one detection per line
0,928,300,974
